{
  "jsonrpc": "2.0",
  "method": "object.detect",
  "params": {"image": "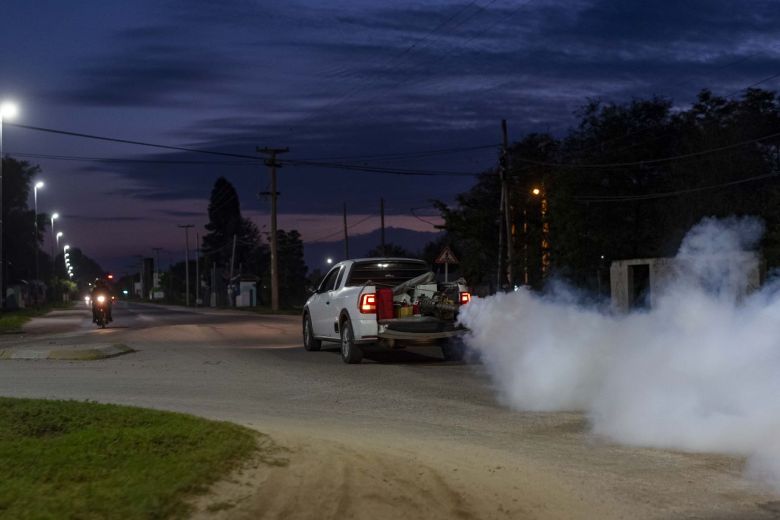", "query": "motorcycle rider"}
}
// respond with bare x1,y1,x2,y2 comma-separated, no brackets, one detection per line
90,279,113,323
